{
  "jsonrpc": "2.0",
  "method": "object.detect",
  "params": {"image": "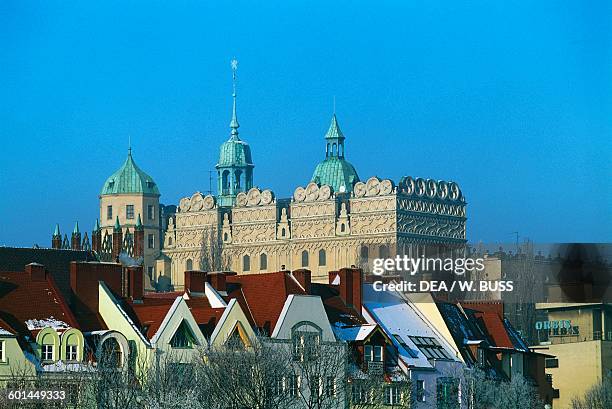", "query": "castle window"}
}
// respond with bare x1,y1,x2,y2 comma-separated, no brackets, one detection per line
340,223,346,233
260,253,268,270
107,205,113,220
318,249,326,266
148,205,155,220
186,259,193,270
301,250,309,267
148,234,155,249
224,232,228,241
360,246,369,261
379,245,389,259
243,255,251,271
221,170,230,195
281,227,286,237
126,205,135,219
168,237,173,245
